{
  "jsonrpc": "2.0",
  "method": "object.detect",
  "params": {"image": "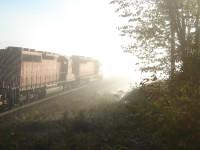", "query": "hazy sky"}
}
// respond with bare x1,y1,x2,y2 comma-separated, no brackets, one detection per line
0,0,139,79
